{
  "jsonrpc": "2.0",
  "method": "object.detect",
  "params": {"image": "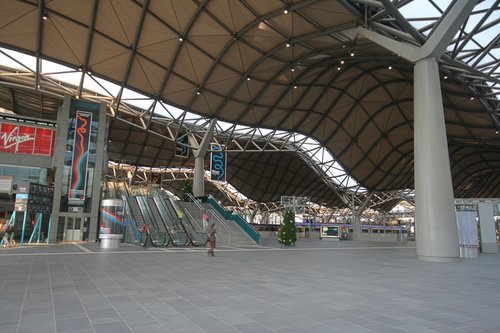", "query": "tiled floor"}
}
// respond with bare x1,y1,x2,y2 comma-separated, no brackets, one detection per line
0,238,499,333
